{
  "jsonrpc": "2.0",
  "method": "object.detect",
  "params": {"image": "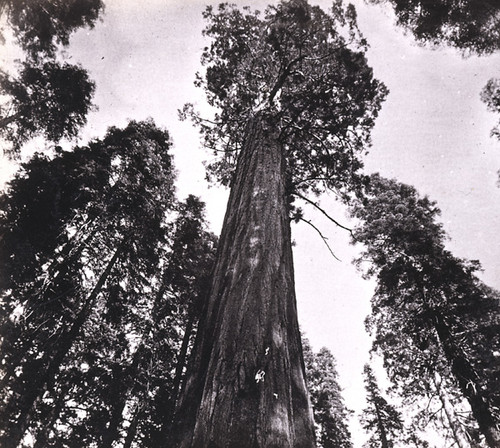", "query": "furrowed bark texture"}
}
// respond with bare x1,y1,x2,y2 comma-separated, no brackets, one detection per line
174,115,316,448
